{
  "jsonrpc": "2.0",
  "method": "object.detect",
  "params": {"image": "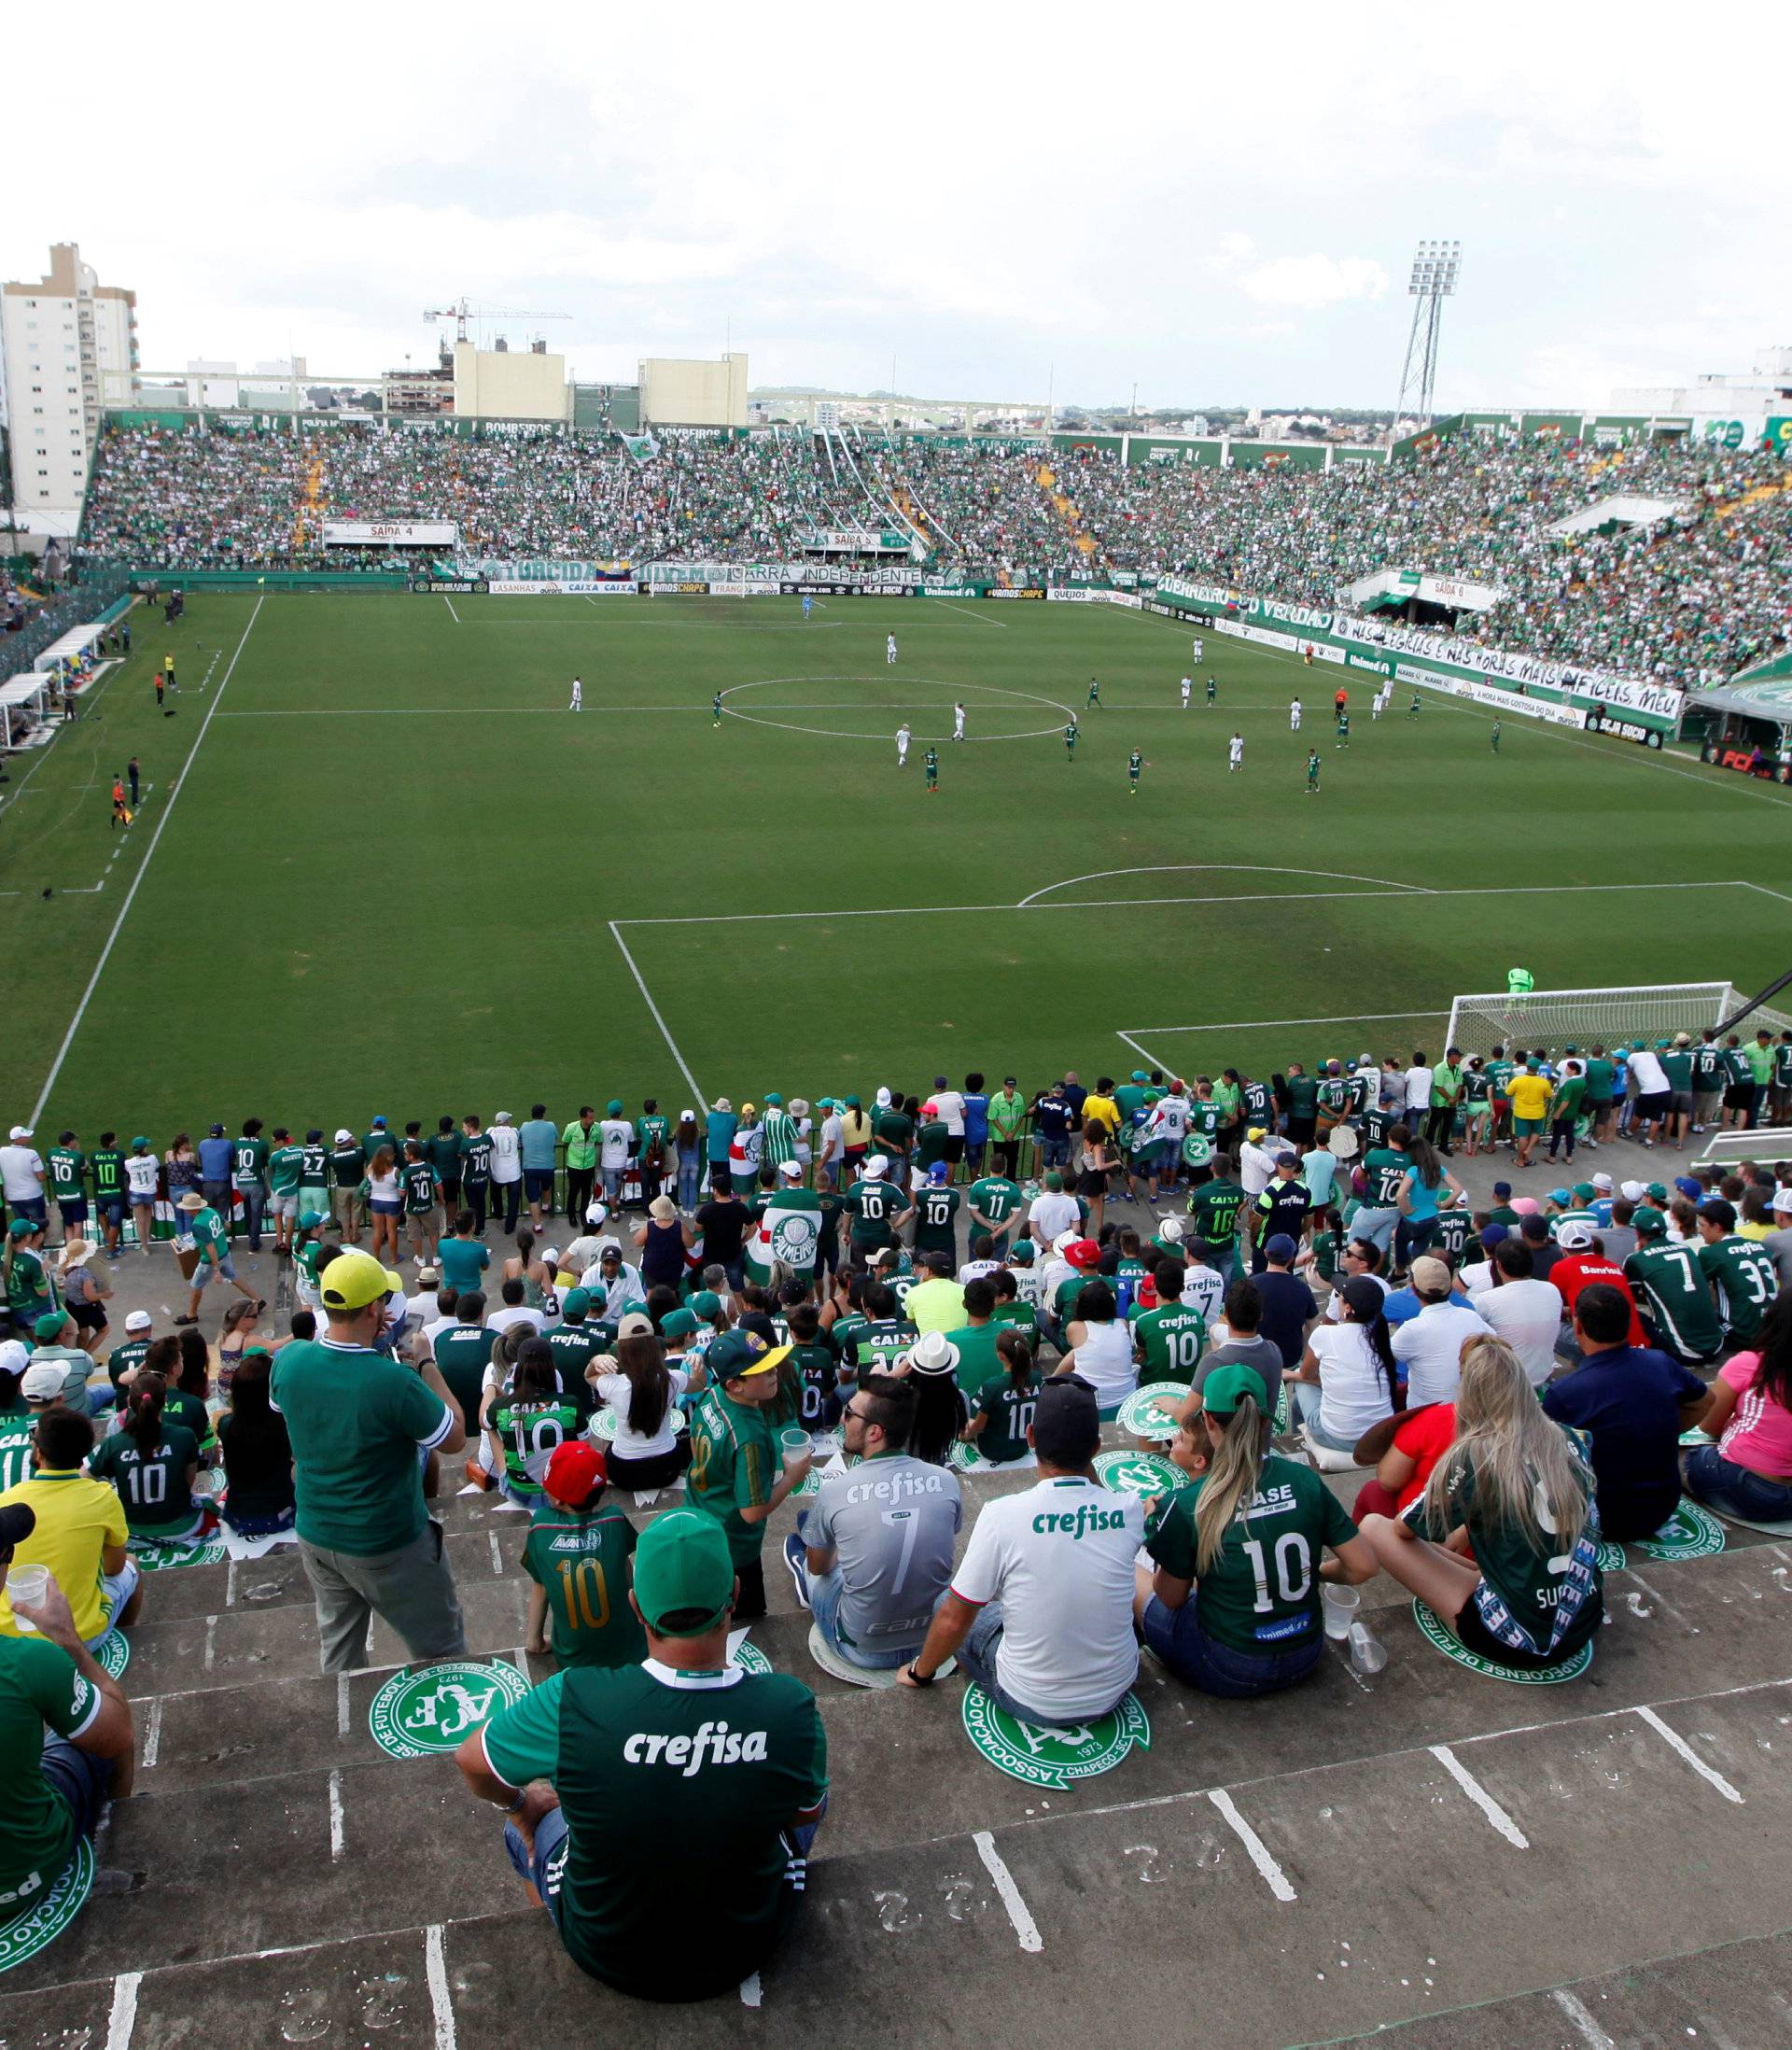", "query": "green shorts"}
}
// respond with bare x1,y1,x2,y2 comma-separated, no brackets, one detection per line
1513,1116,1545,1136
